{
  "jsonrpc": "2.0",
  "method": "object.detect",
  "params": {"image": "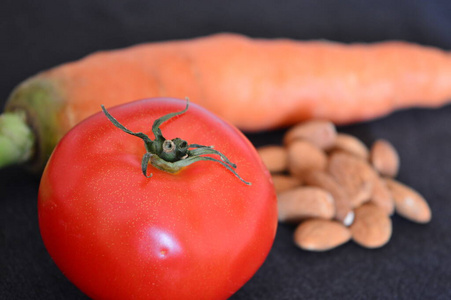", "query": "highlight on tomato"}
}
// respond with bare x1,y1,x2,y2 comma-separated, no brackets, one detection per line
38,97,278,300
